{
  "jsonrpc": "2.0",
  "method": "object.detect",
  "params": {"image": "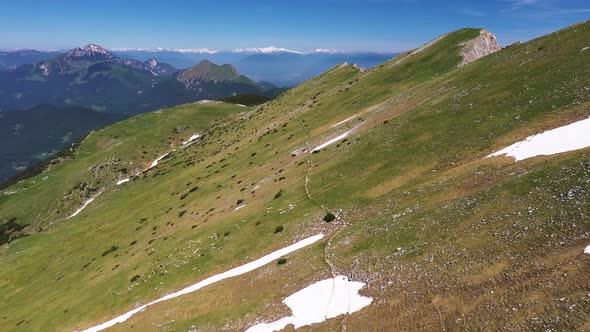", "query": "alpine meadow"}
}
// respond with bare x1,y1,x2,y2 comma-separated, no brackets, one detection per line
1,1,589,331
